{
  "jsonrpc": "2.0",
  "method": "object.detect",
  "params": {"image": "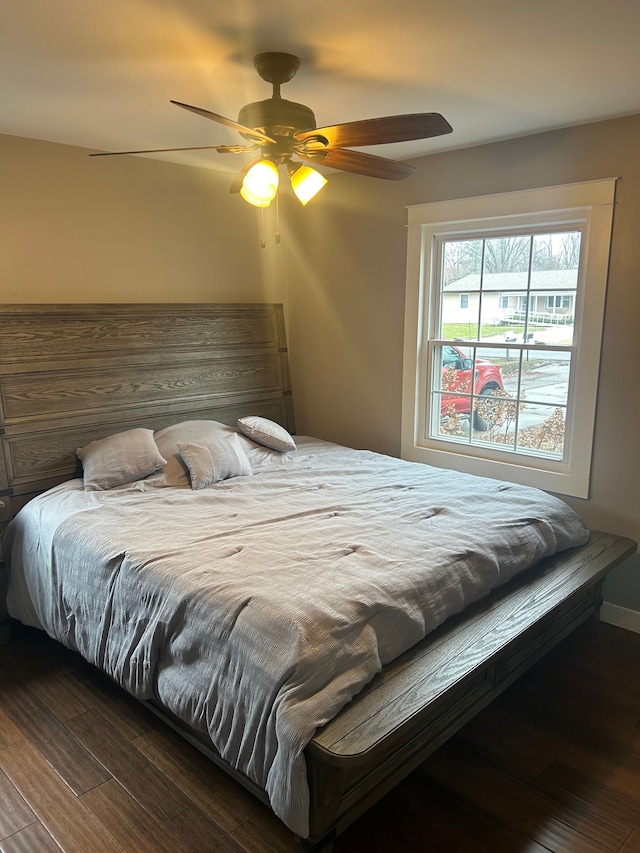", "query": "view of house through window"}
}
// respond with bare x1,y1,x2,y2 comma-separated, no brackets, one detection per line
402,180,616,497
432,230,580,460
